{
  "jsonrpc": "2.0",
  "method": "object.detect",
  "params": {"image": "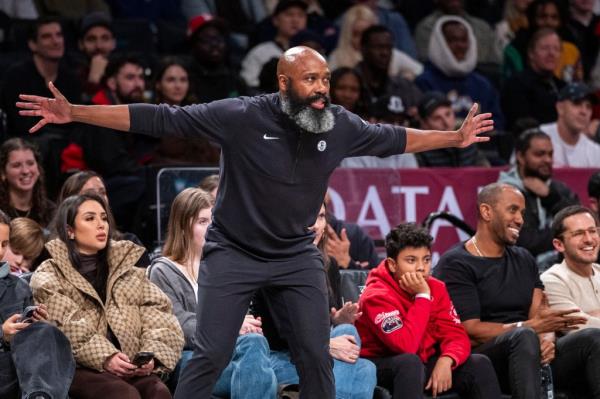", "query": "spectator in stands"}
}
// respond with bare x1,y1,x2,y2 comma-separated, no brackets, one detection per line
3,217,45,275
540,205,600,397
0,138,54,227
198,174,219,199
35,0,109,19
152,57,220,166
415,91,488,167
434,183,597,399
539,82,600,167
416,16,506,131
501,27,566,133
503,0,583,83
0,1,38,18
324,191,381,270
356,25,423,120
255,202,377,399
0,16,81,138
415,0,500,65
589,171,600,216
250,0,339,55
31,193,184,399
329,5,423,80
330,67,369,118
78,55,148,231
566,0,600,79
494,0,533,60
0,208,76,399
187,14,247,103
499,129,579,257
148,188,277,397
339,94,419,168
354,0,417,58
76,11,116,103
57,170,151,267
357,223,502,399
241,0,307,88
